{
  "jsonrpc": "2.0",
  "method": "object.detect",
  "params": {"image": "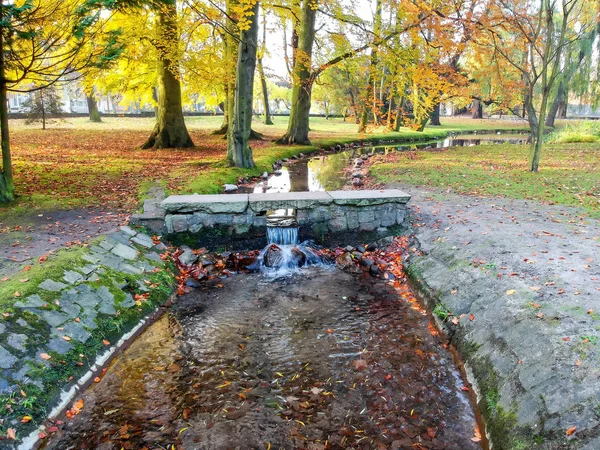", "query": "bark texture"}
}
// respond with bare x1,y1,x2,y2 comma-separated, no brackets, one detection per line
227,2,259,168
0,1,15,203
276,0,316,145
142,2,194,150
